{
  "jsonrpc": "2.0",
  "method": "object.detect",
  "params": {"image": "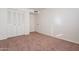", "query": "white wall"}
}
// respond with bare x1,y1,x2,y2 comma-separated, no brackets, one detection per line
36,9,53,35
36,8,79,44
30,14,35,32
0,8,30,40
